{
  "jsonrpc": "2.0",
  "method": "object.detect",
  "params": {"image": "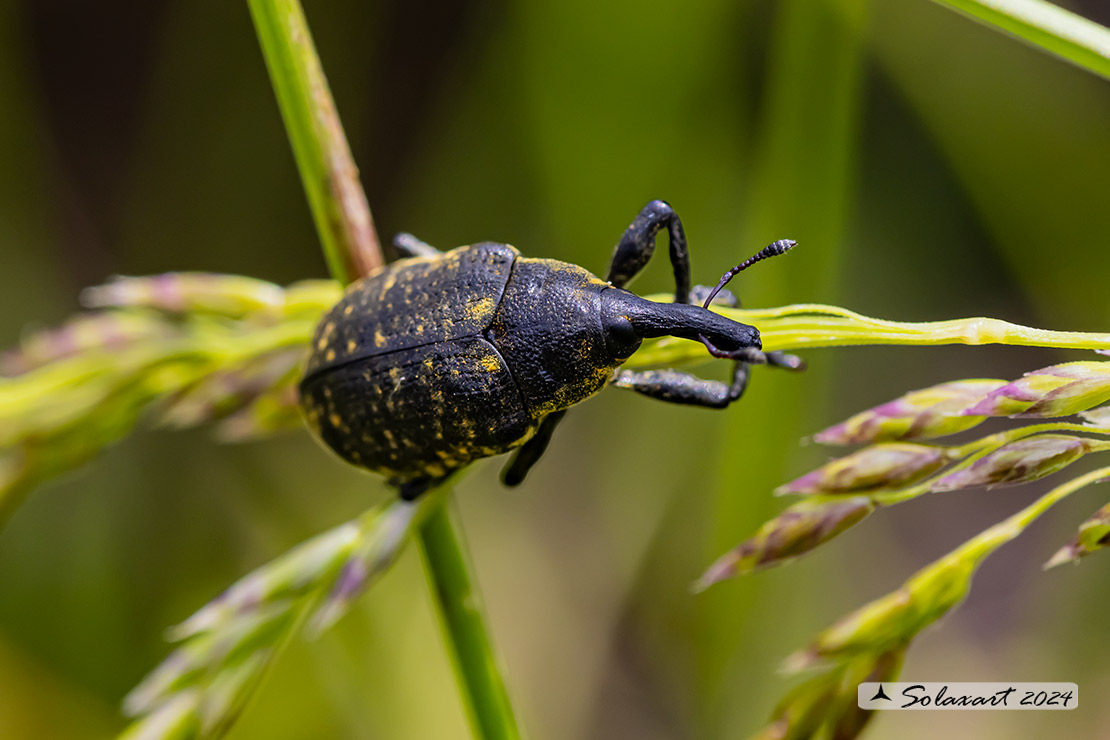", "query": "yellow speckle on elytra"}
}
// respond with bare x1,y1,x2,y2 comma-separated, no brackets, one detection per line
328,413,341,428
347,340,357,352
465,296,495,321
343,304,354,316
316,336,328,350
480,354,500,372
374,328,386,346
